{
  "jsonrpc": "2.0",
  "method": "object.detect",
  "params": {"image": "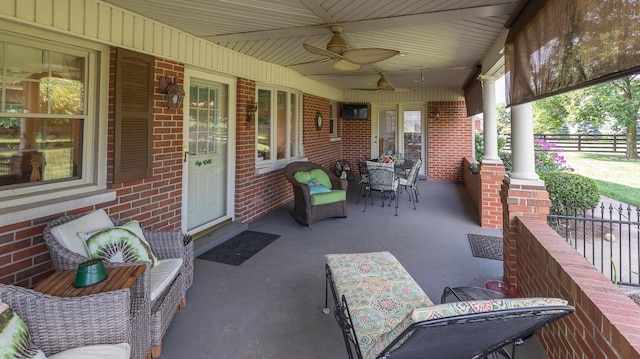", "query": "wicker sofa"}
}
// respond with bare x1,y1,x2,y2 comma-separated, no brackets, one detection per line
284,161,348,227
43,210,194,358
0,283,148,359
